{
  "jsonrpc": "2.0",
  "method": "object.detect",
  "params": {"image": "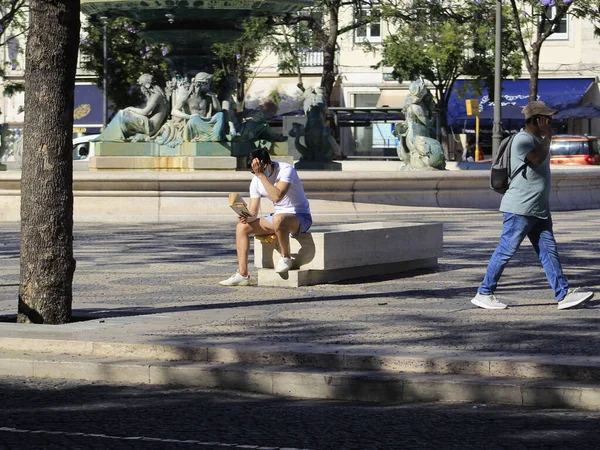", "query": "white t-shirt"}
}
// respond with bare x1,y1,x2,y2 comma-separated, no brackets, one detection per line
249,161,311,215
